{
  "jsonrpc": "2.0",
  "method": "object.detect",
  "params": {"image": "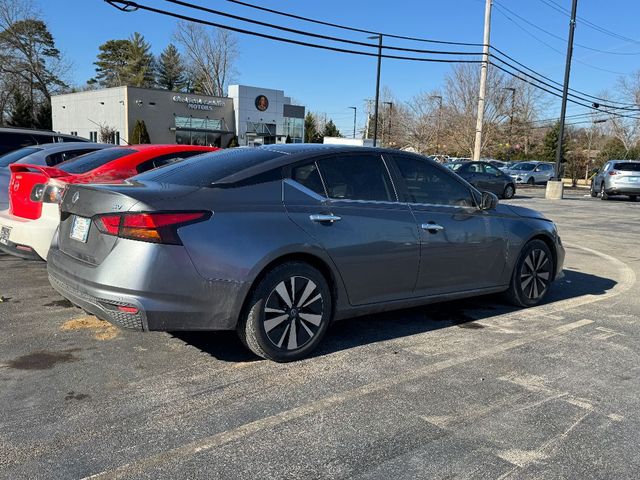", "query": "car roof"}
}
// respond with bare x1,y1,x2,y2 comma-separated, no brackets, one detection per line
21,142,105,152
